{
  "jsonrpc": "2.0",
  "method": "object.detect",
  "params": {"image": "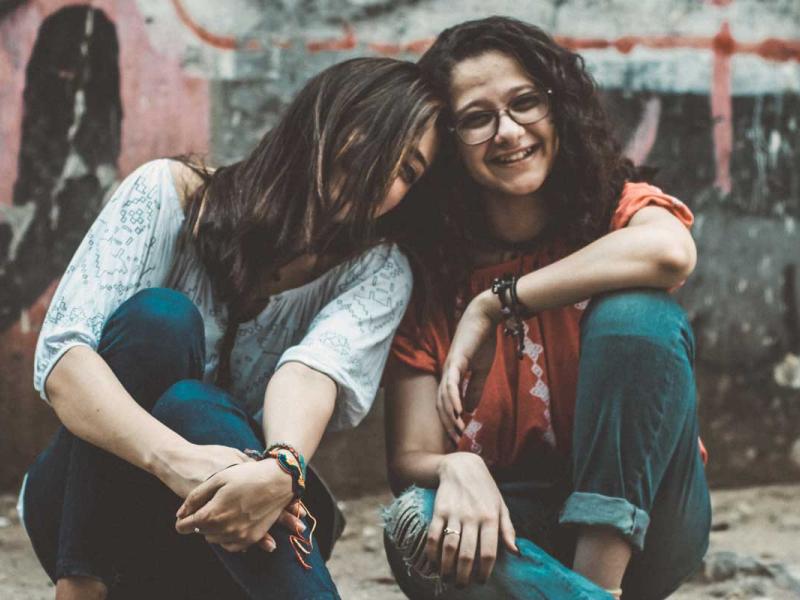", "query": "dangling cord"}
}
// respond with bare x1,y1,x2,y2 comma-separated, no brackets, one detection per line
288,500,317,570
